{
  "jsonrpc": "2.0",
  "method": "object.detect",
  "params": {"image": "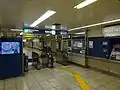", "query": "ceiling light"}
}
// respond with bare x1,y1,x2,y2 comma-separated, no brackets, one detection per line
20,32,23,35
23,39,26,42
75,32,85,34
30,10,56,27
46,34,50,36
74,0,98,9
69,18,120,31
10,29,23,31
